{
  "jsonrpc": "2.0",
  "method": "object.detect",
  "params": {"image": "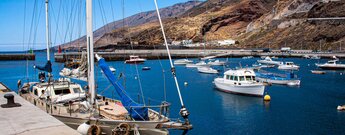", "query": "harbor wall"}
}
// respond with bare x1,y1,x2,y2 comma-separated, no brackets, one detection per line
54,49,345,62
0,54,35,61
